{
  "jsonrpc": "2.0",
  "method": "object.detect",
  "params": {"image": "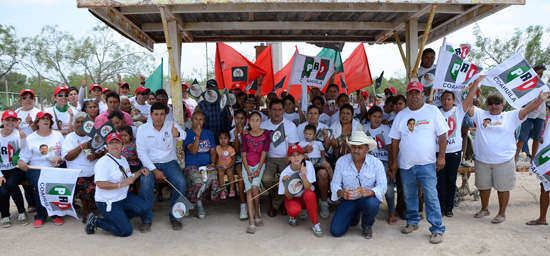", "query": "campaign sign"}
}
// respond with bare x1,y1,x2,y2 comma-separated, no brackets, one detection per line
283,172,303,197
38,167,80,219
